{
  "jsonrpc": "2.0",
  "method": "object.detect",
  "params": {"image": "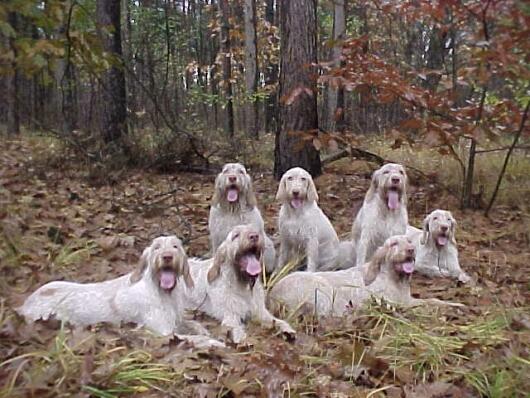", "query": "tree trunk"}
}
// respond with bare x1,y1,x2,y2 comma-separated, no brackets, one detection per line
243,0,259,139
326,0,346,133
274,0,321,179
6,12,20,135
218,0,234,137
264,0,278,134
96,0,128,144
